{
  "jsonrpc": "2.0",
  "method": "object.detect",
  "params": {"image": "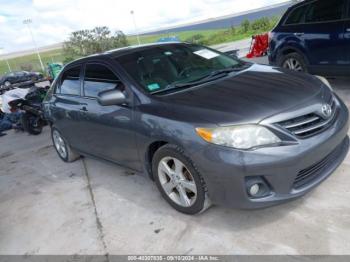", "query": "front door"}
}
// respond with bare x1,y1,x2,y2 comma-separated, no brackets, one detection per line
78,62,140,170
